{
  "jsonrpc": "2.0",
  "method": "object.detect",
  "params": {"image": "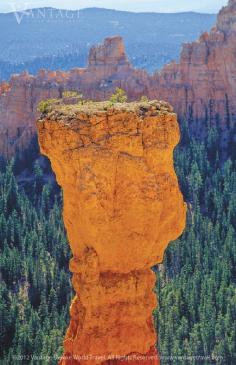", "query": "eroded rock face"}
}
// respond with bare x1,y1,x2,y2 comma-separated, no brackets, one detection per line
37,100,186,365
88,36,129,67
217,0,236,33
2,0,236,158
0,72,62,157
151,0,236,136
